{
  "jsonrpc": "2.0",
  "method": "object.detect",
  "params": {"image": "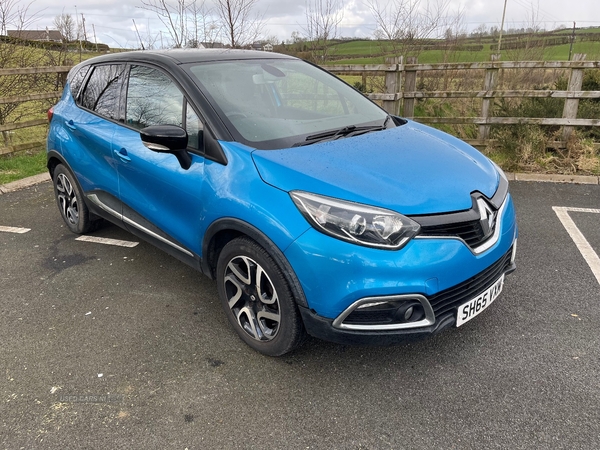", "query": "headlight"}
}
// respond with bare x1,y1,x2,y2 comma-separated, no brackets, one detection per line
290,191,420,249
